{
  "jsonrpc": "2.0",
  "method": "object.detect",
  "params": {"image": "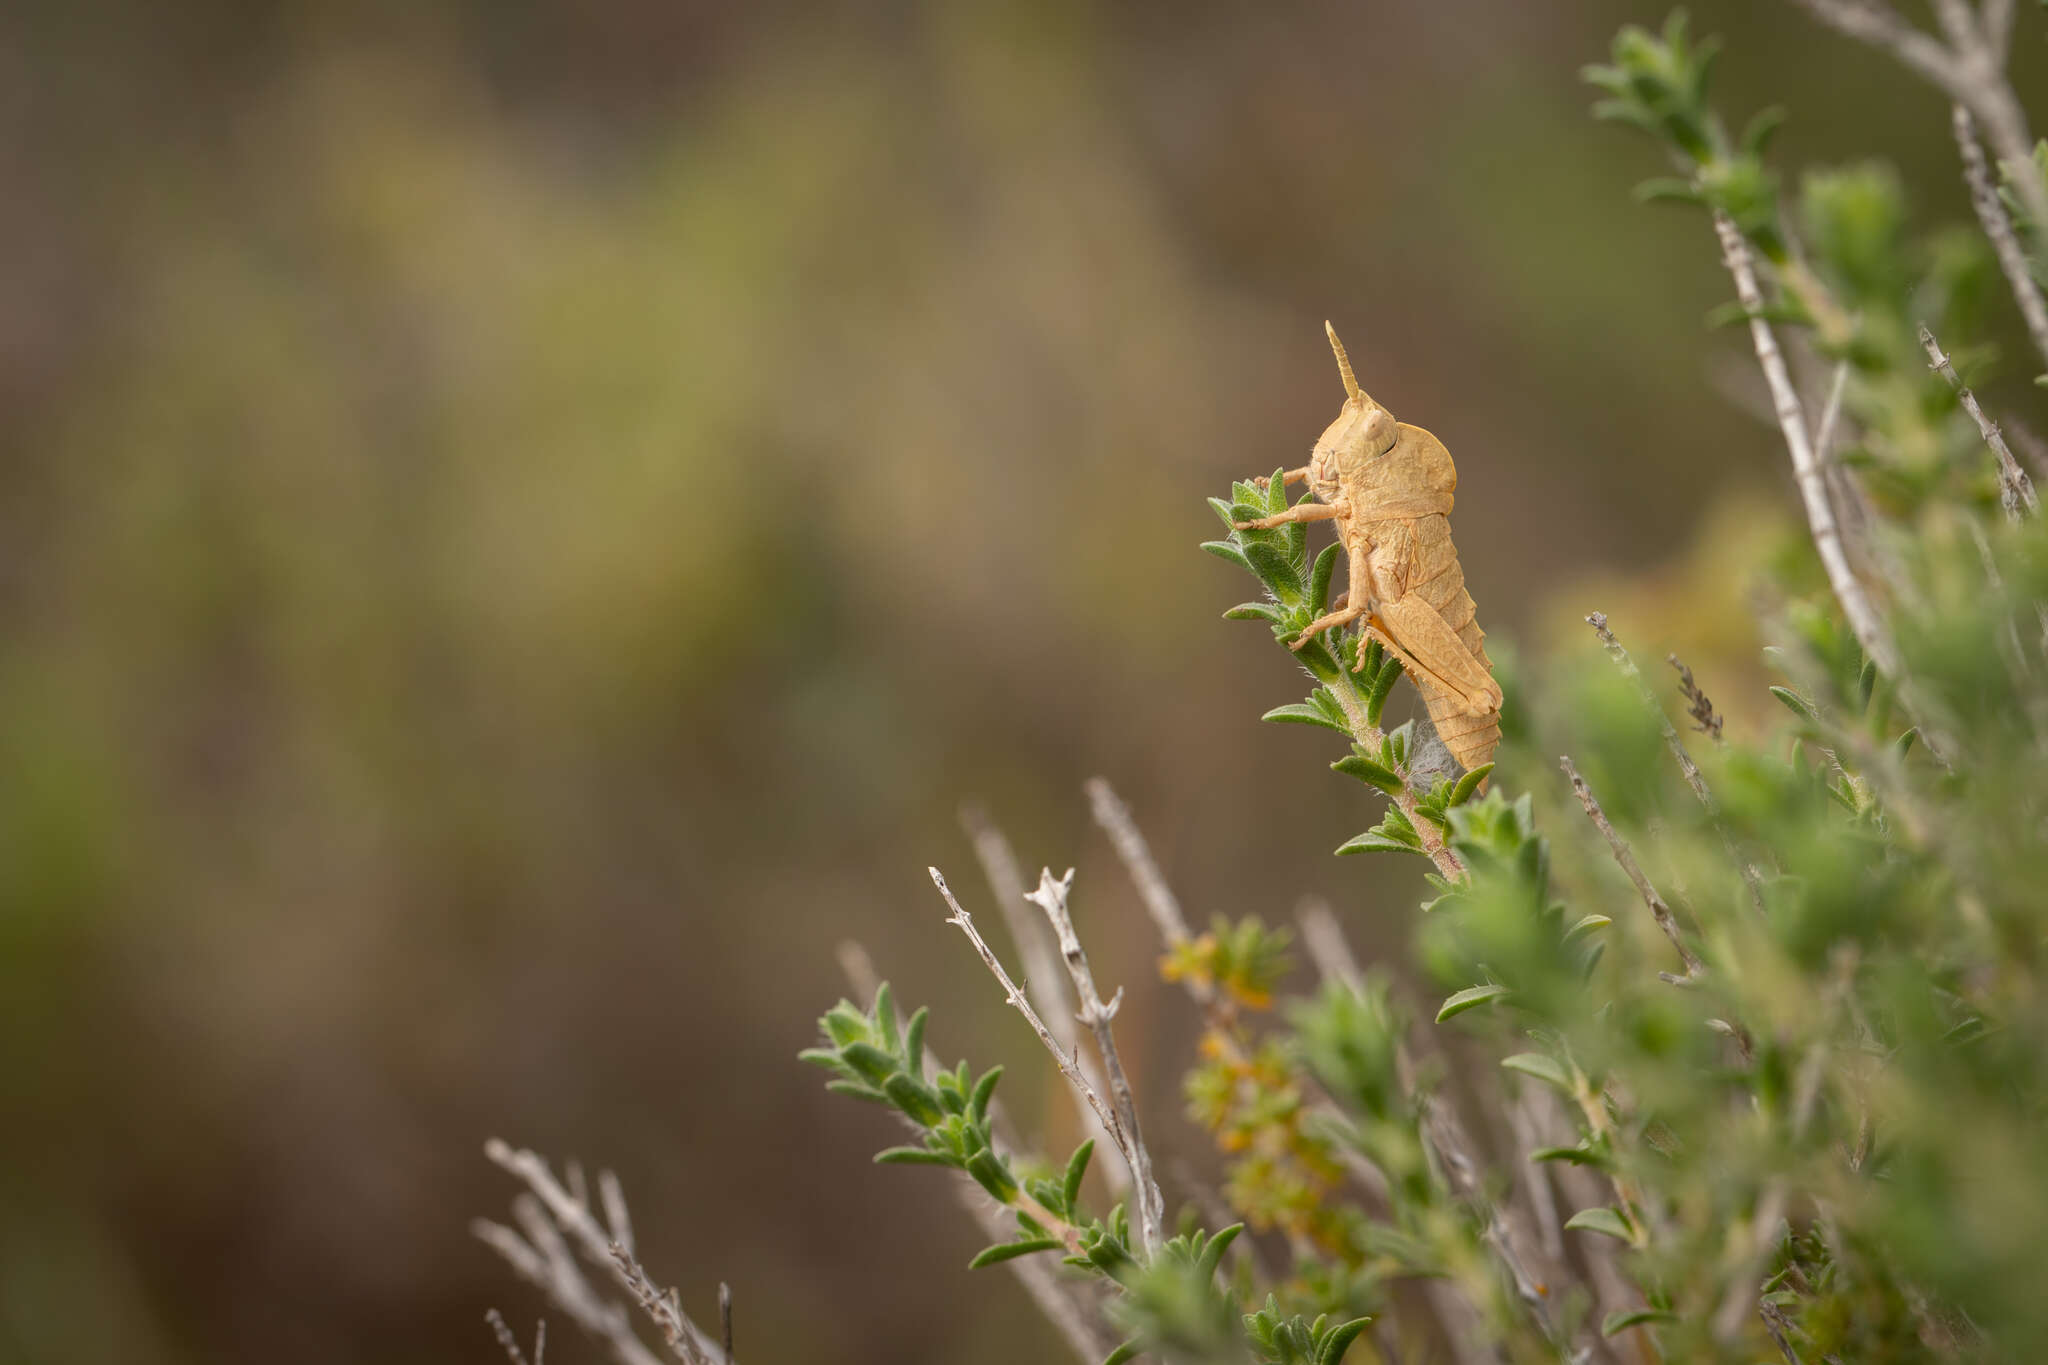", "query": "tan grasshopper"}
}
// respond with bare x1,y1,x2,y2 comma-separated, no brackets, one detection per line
1234,323,1502,774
